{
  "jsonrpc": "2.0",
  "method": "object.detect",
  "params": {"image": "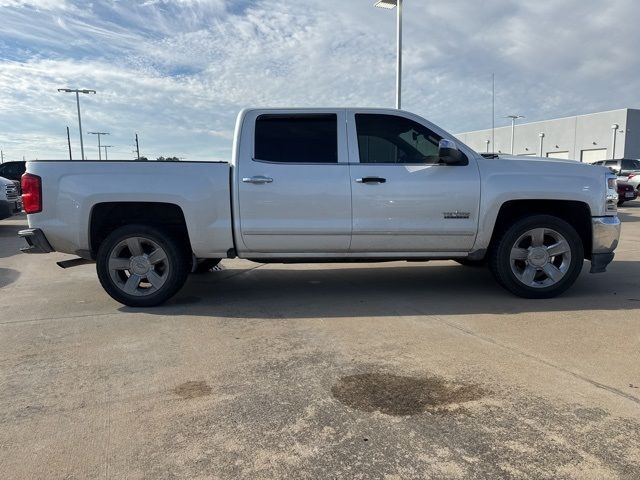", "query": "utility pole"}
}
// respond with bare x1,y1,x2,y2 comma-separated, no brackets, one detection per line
88,132,109,160
505,115,525,155
492,73,495,152
135,133,140,160
374,0,403,109
1,149,4,163
67,127,73,160
611,124,619,159
102,145,114,161
57,88,96,160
